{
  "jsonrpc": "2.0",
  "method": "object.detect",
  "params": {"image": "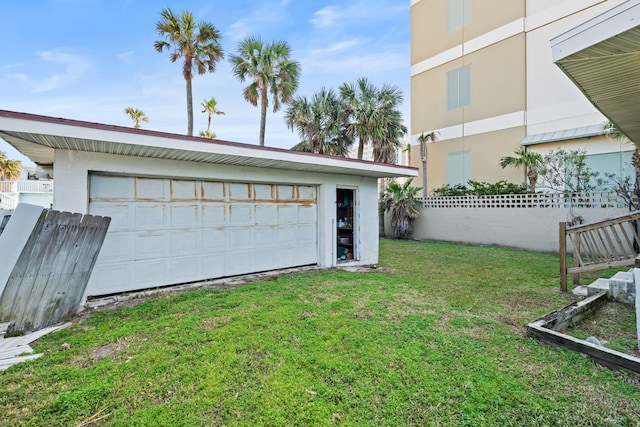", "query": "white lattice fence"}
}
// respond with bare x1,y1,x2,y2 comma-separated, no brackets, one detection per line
421,192,627,209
